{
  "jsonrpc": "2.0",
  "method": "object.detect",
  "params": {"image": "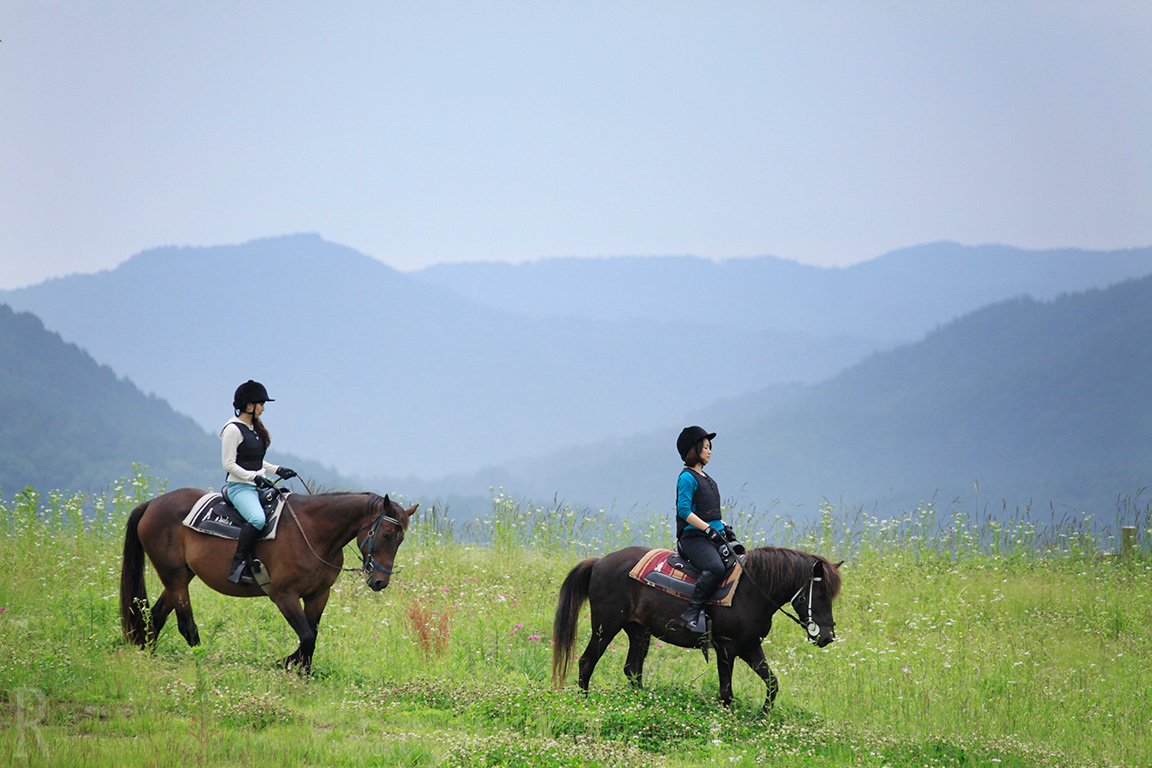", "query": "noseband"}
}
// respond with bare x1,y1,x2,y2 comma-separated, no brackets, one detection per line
788,575,823,639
